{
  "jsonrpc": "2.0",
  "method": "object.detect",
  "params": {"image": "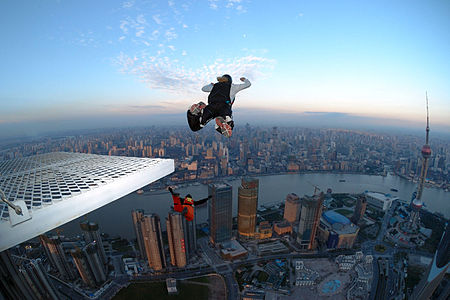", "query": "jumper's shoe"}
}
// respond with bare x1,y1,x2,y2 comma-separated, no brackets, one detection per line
189,102,206,115
215,117,233,138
